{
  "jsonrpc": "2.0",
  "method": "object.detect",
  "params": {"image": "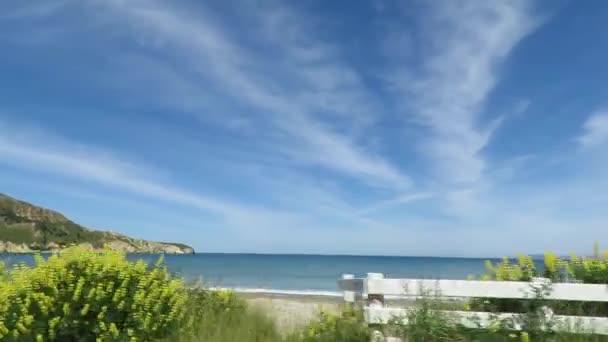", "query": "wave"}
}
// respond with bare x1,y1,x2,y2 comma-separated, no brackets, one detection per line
208,287,463,301
209,287,343,297
209,288,425,300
